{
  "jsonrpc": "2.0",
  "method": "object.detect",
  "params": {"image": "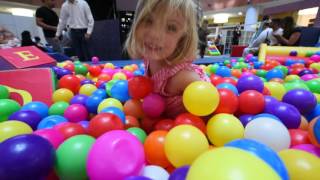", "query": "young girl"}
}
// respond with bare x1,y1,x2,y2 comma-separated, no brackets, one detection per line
126,0,209,118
